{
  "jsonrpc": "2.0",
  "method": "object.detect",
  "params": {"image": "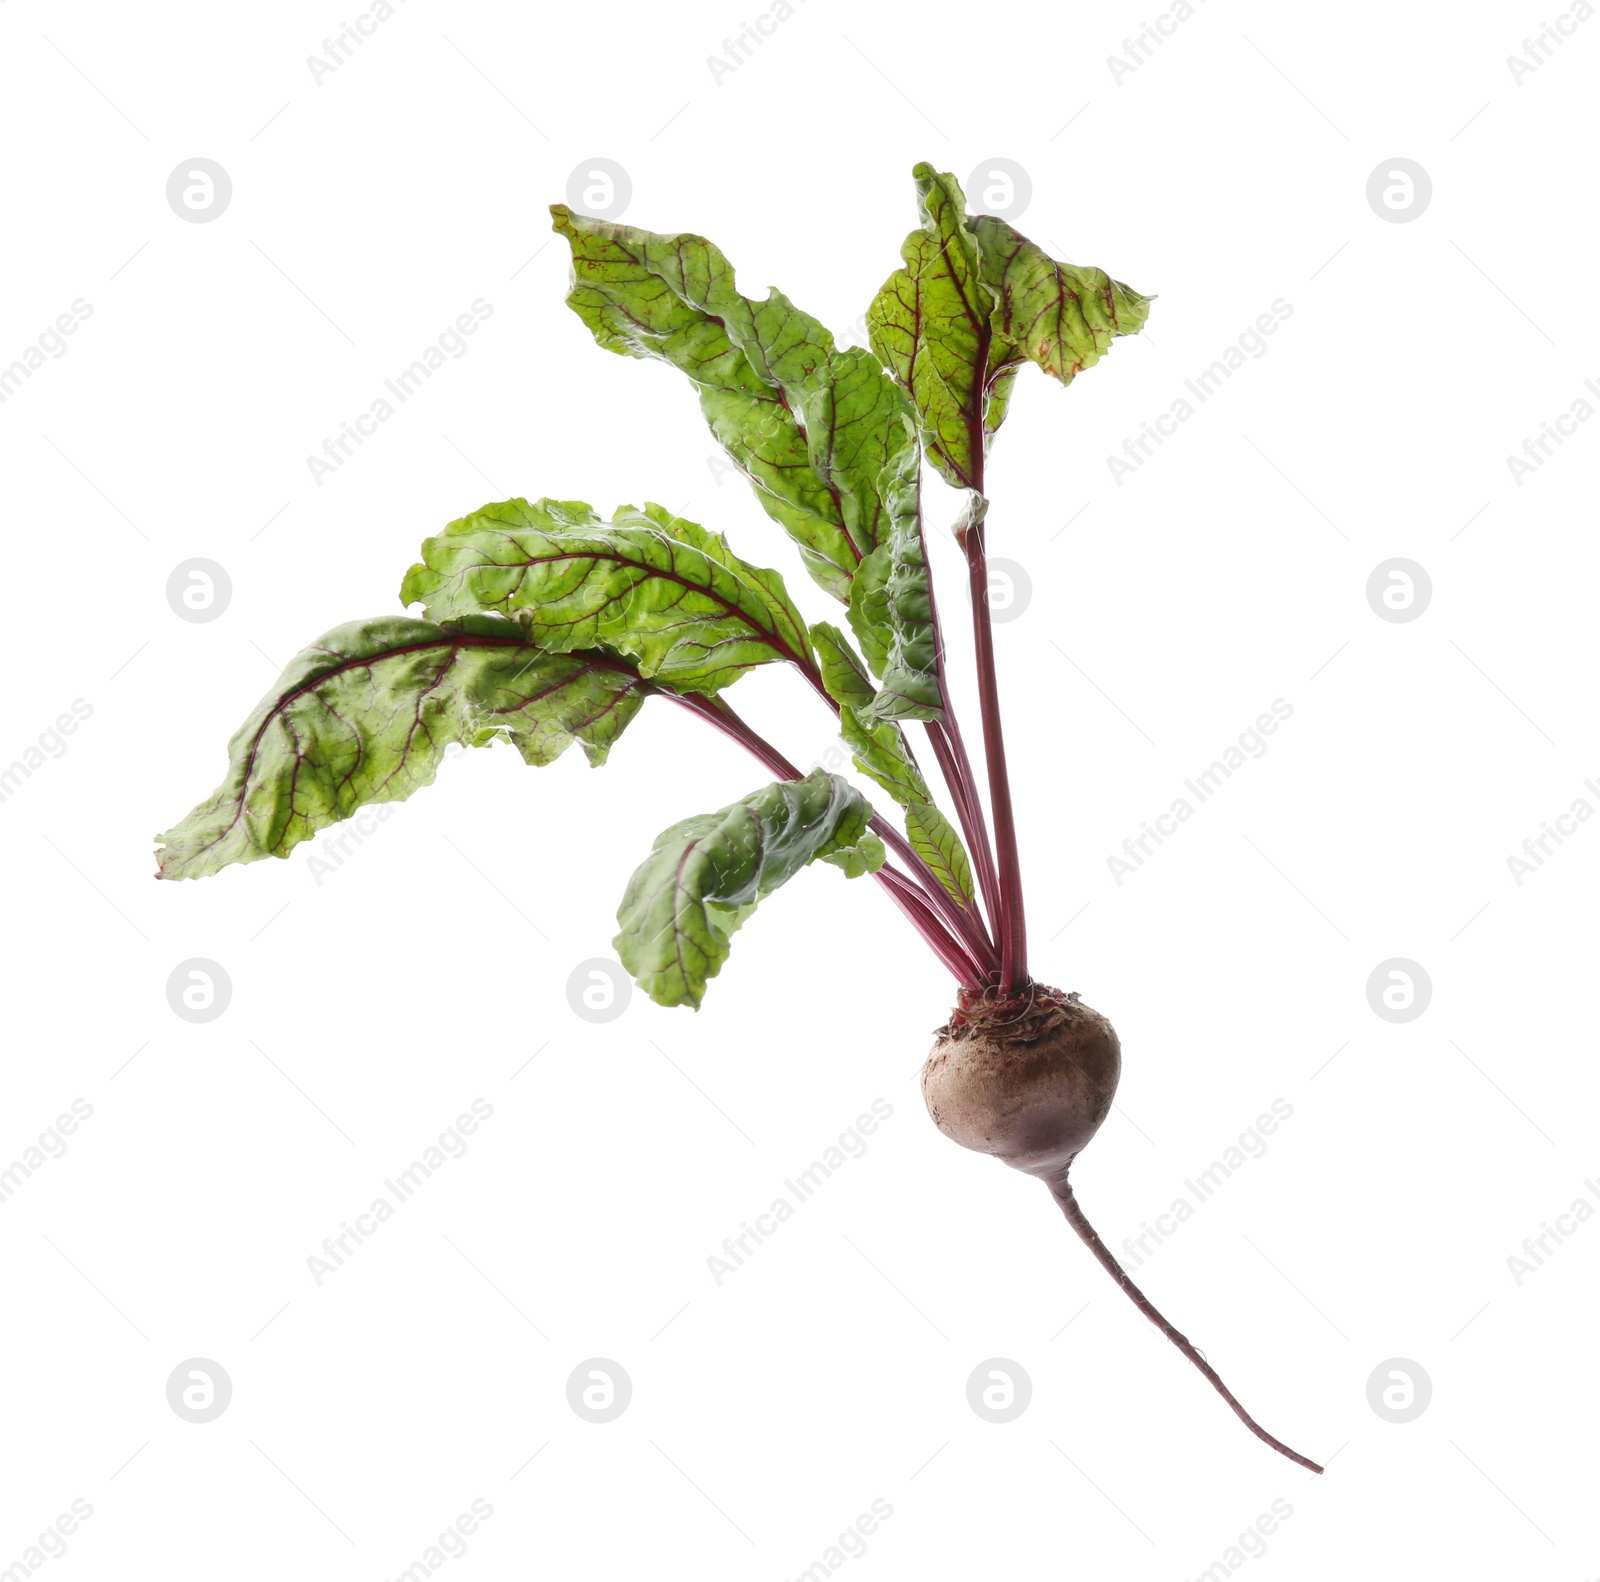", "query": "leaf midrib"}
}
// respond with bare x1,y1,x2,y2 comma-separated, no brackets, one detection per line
465,541,812,673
